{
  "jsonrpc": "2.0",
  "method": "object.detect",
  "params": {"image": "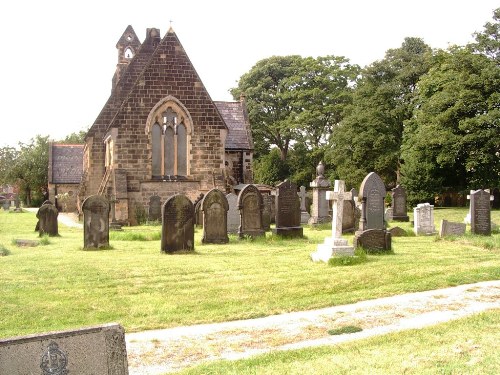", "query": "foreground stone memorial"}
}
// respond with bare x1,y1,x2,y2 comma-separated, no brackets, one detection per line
36,200,59,237
470,189,492,235
0,323,128,374
201,189,229,244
